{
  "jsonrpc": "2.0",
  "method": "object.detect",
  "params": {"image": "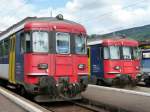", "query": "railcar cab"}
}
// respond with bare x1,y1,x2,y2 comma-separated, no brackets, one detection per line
19,16,88,100
20,30,87,81
0,15,88,102
88,39,141,86
139,42,150,86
